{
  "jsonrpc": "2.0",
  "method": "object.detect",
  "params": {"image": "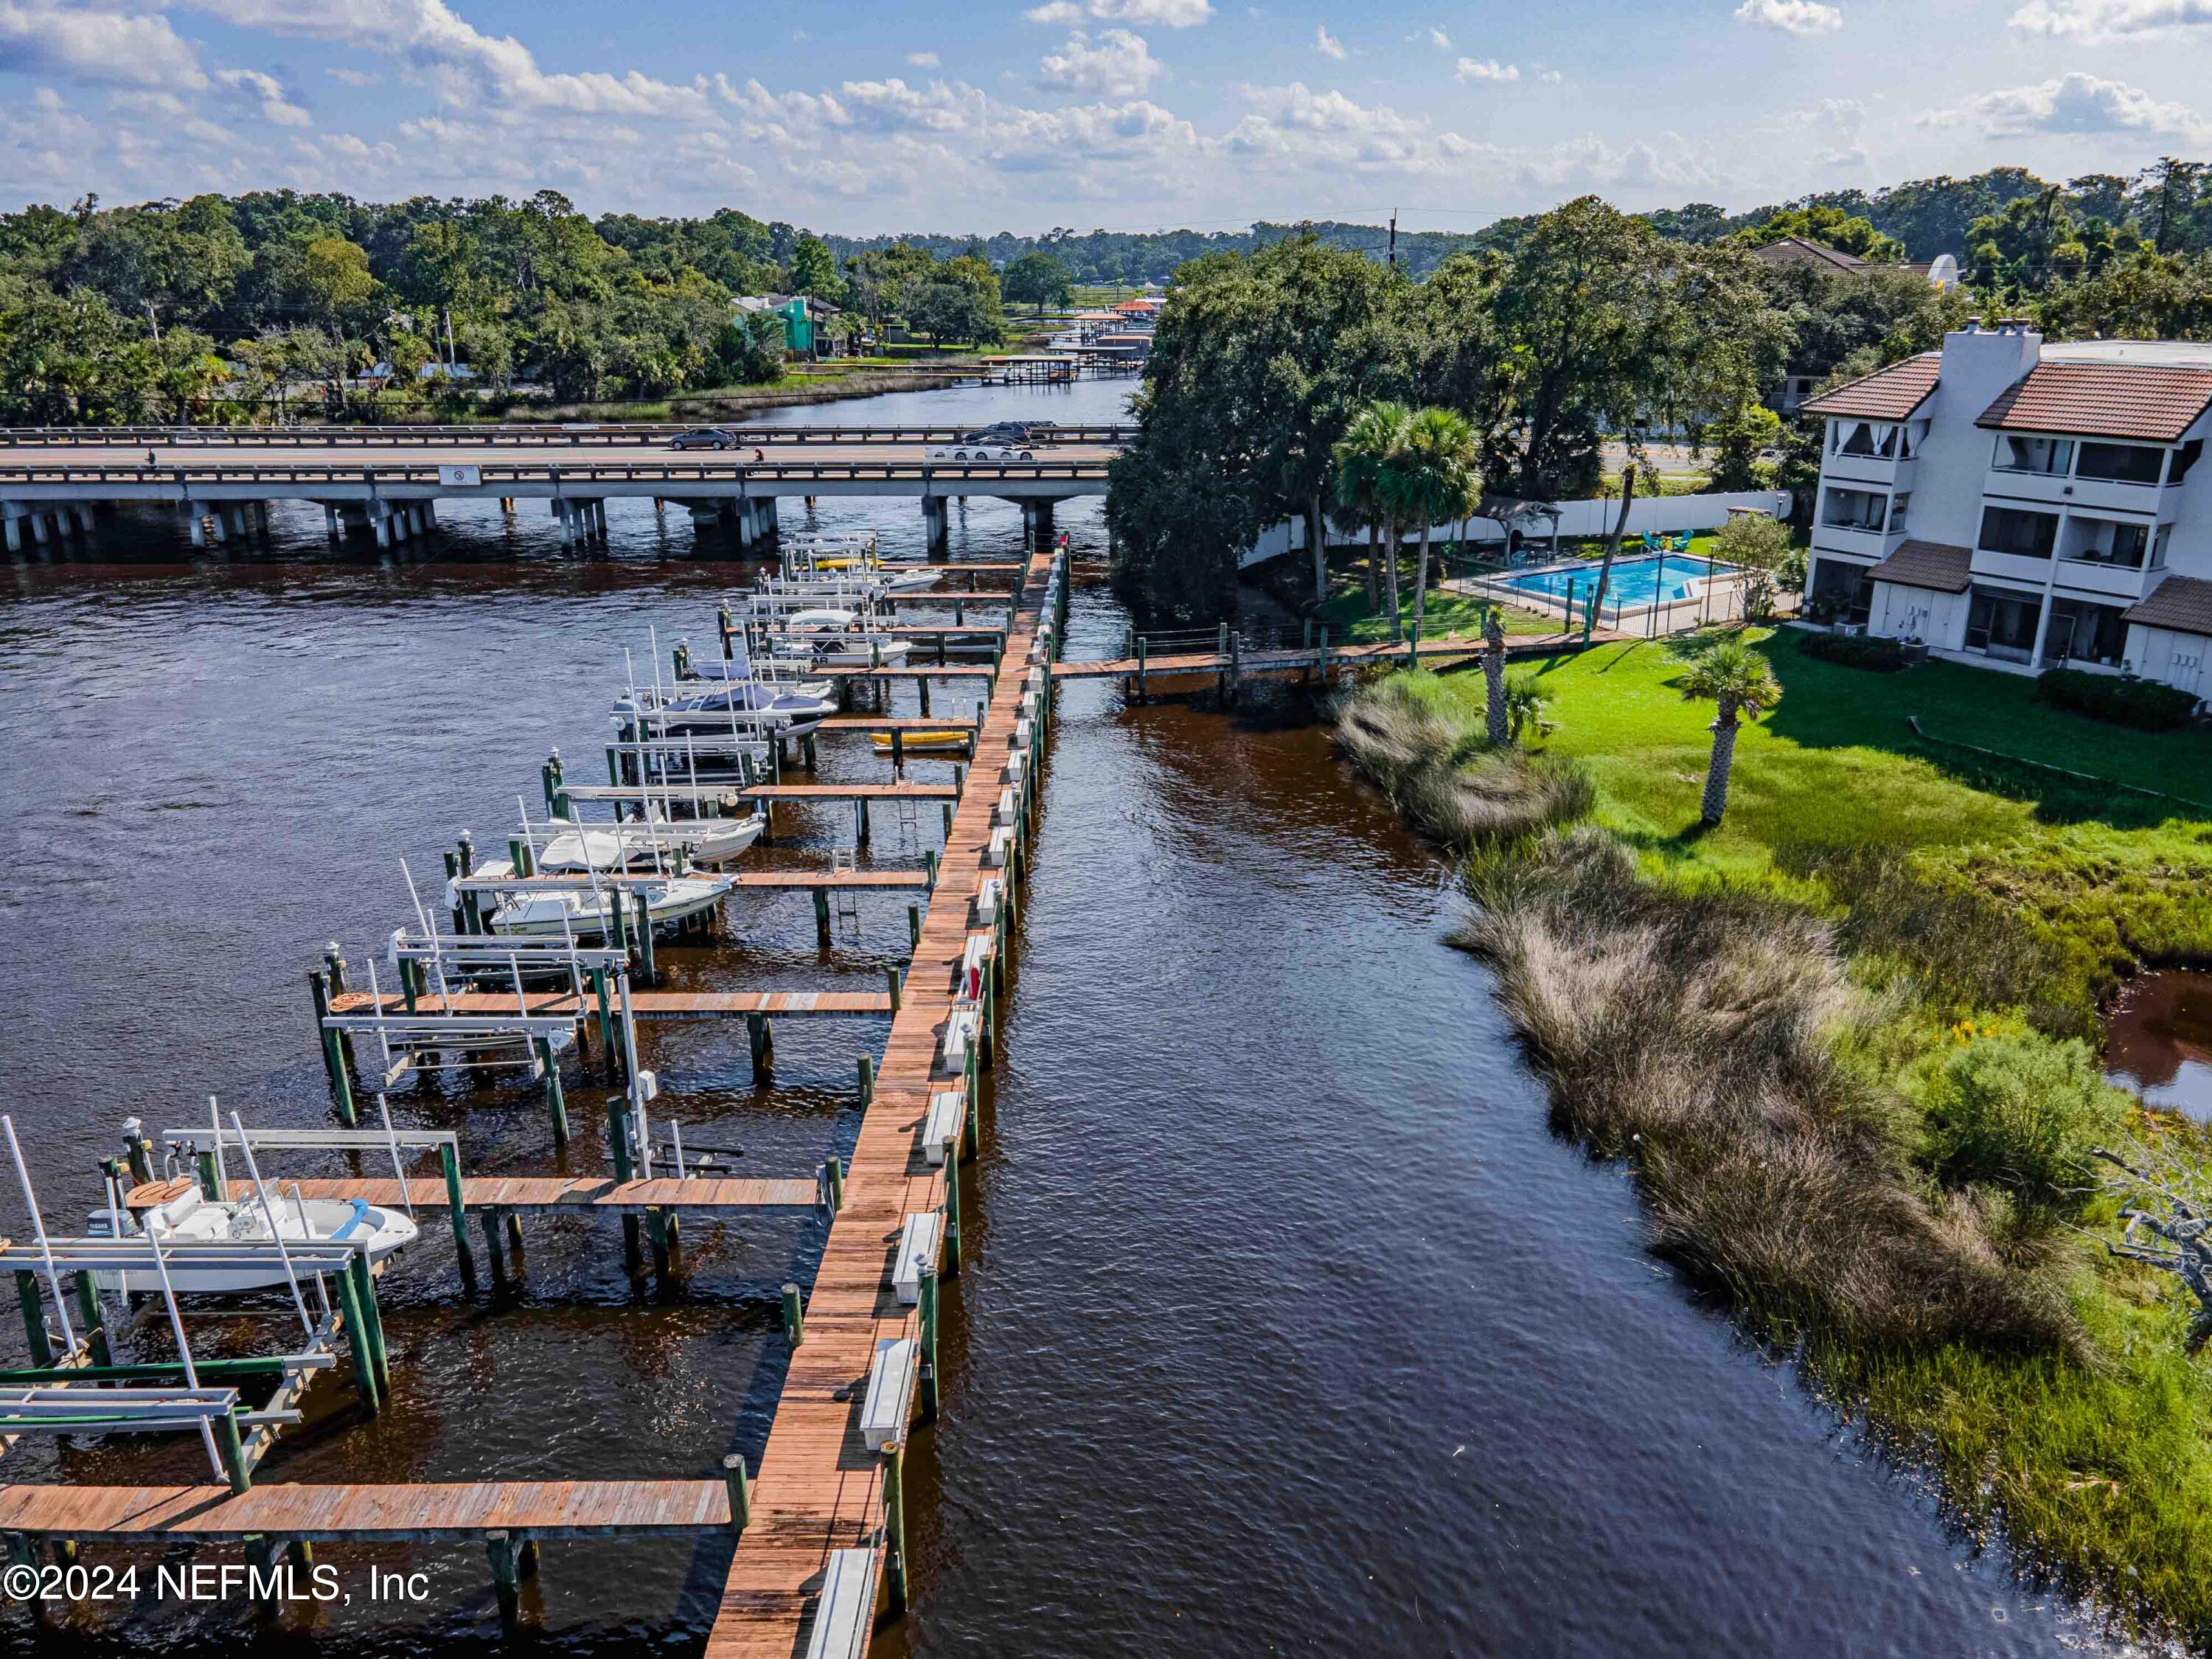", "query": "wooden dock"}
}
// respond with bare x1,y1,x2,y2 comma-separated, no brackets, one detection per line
704,543,1060,1657
1049,629,1618,681
331,989,895,1020
0,1480,731,1542
125,1173,822,1215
